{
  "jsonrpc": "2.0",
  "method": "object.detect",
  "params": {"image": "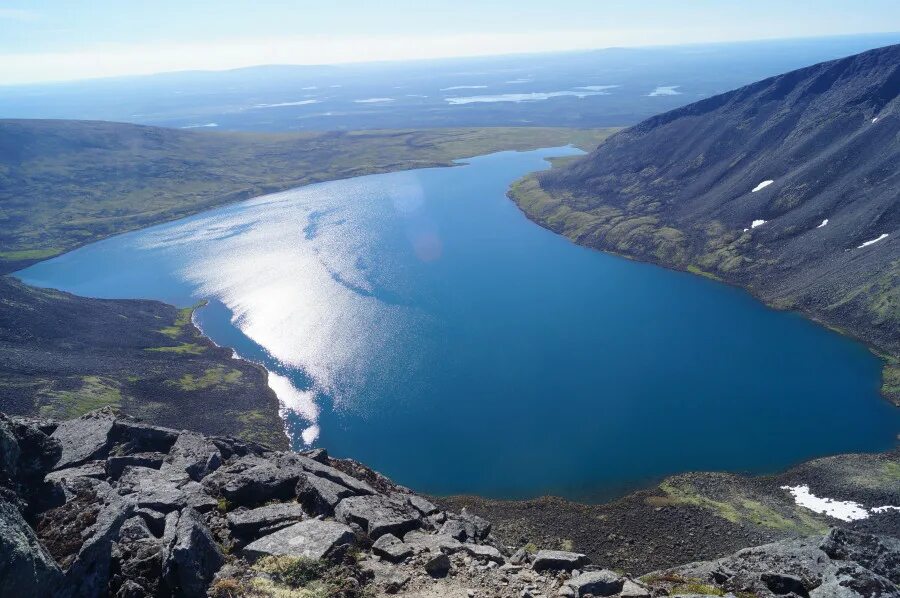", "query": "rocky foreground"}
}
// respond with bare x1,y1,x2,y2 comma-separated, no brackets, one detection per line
1,409,898,597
